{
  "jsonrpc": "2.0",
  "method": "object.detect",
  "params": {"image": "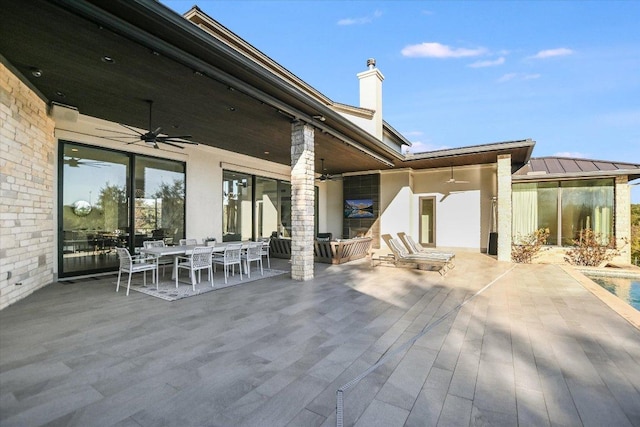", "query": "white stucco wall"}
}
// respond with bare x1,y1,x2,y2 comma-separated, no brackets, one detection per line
318,179,343,238
380,170,413,241
379,165,497,251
